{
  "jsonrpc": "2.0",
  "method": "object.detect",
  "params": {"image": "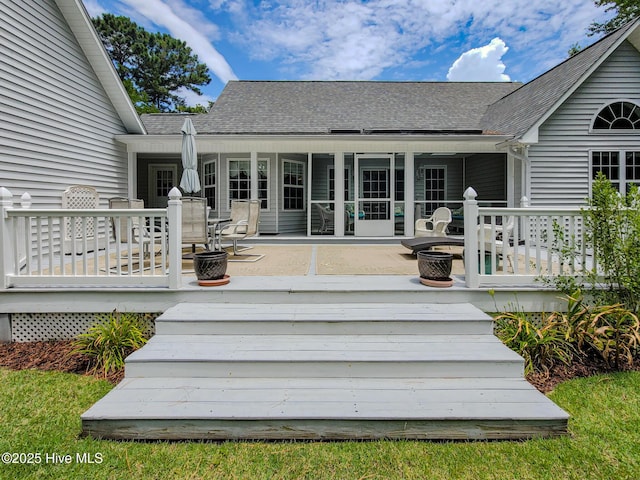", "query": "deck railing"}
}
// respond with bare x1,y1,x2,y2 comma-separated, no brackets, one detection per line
463,187,589,288
0,187,183,289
